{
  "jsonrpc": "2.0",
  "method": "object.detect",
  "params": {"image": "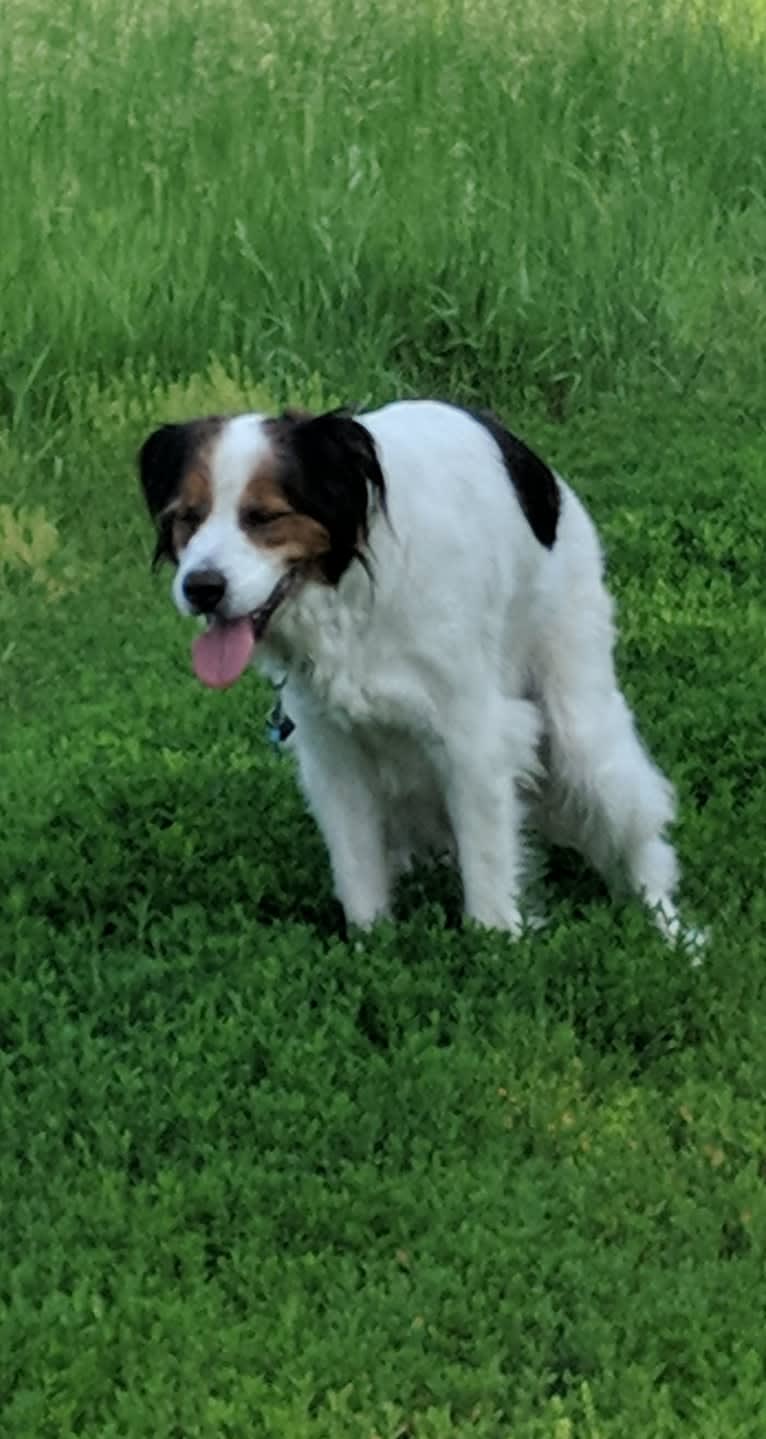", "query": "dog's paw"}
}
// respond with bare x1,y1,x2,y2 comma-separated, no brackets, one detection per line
653,902,709,963
681,923,709,967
